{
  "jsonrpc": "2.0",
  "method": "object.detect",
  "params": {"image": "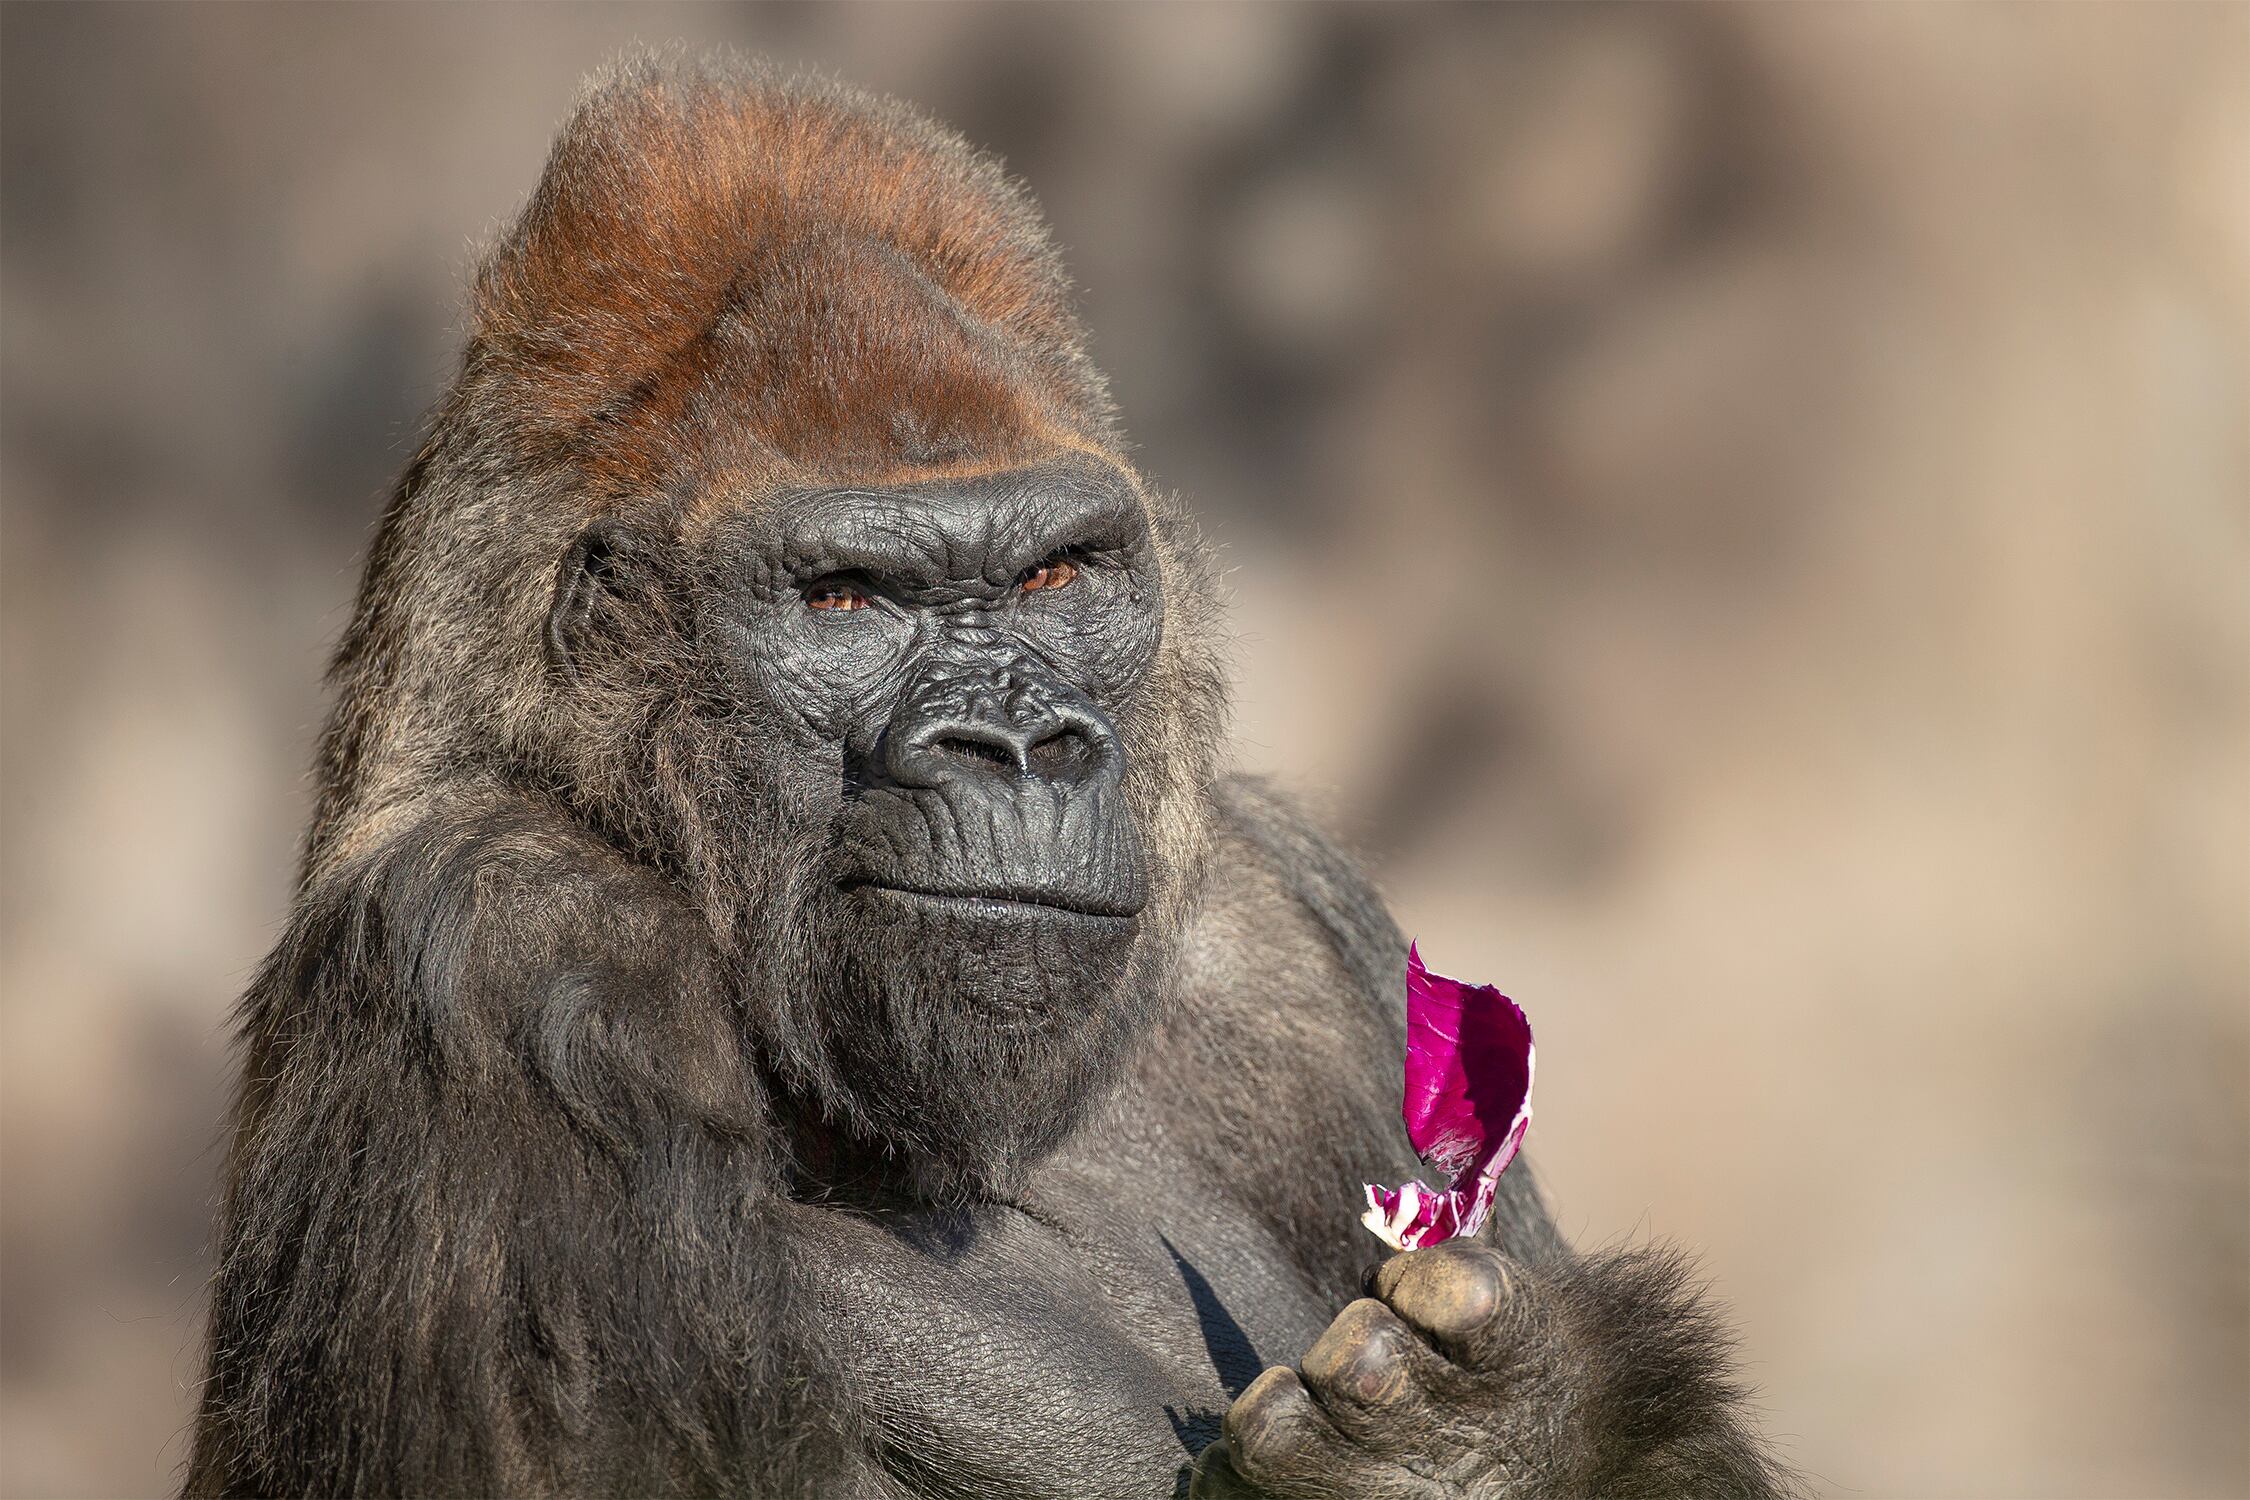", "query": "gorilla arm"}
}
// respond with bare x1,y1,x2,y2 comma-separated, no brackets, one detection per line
183,786,877,1499
1186,781,1792,1500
